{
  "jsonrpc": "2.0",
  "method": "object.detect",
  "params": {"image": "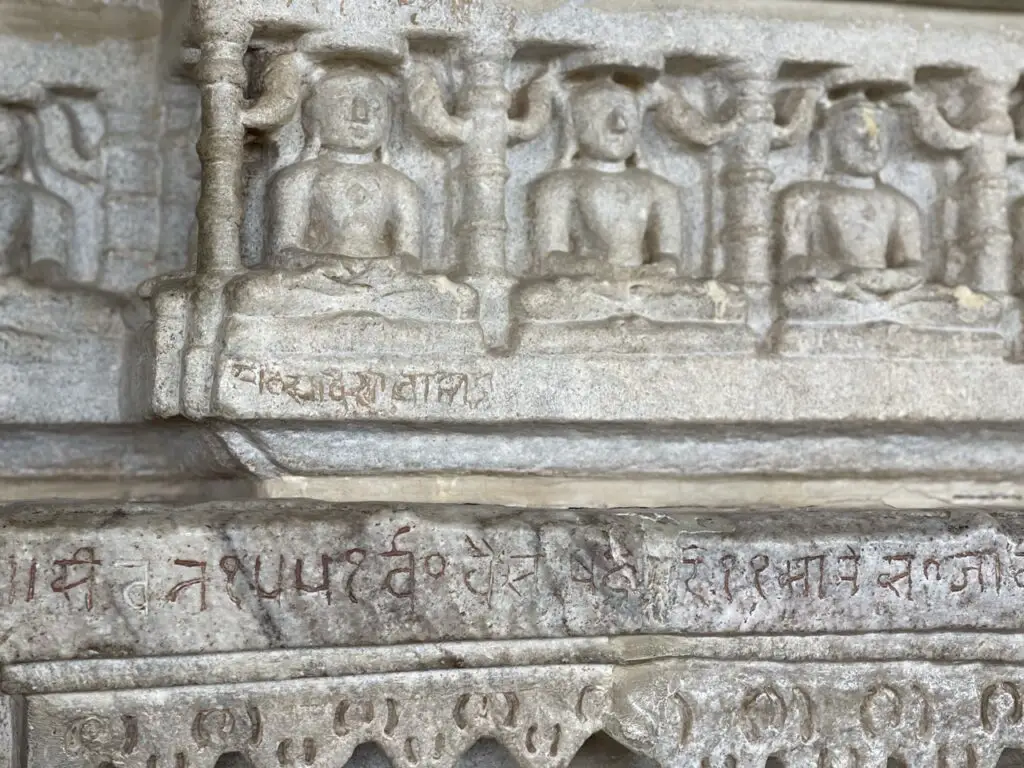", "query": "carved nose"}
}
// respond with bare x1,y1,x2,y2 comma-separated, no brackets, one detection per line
351,98,370,124
608,109,629,134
